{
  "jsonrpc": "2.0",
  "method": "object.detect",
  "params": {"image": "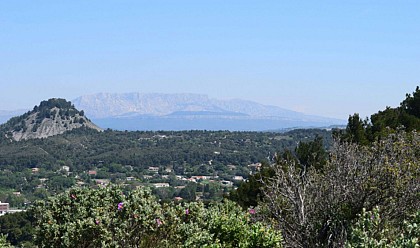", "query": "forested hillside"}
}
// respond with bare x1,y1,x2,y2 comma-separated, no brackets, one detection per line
0,127,332,209
0,128,332,170
0,87,419,247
